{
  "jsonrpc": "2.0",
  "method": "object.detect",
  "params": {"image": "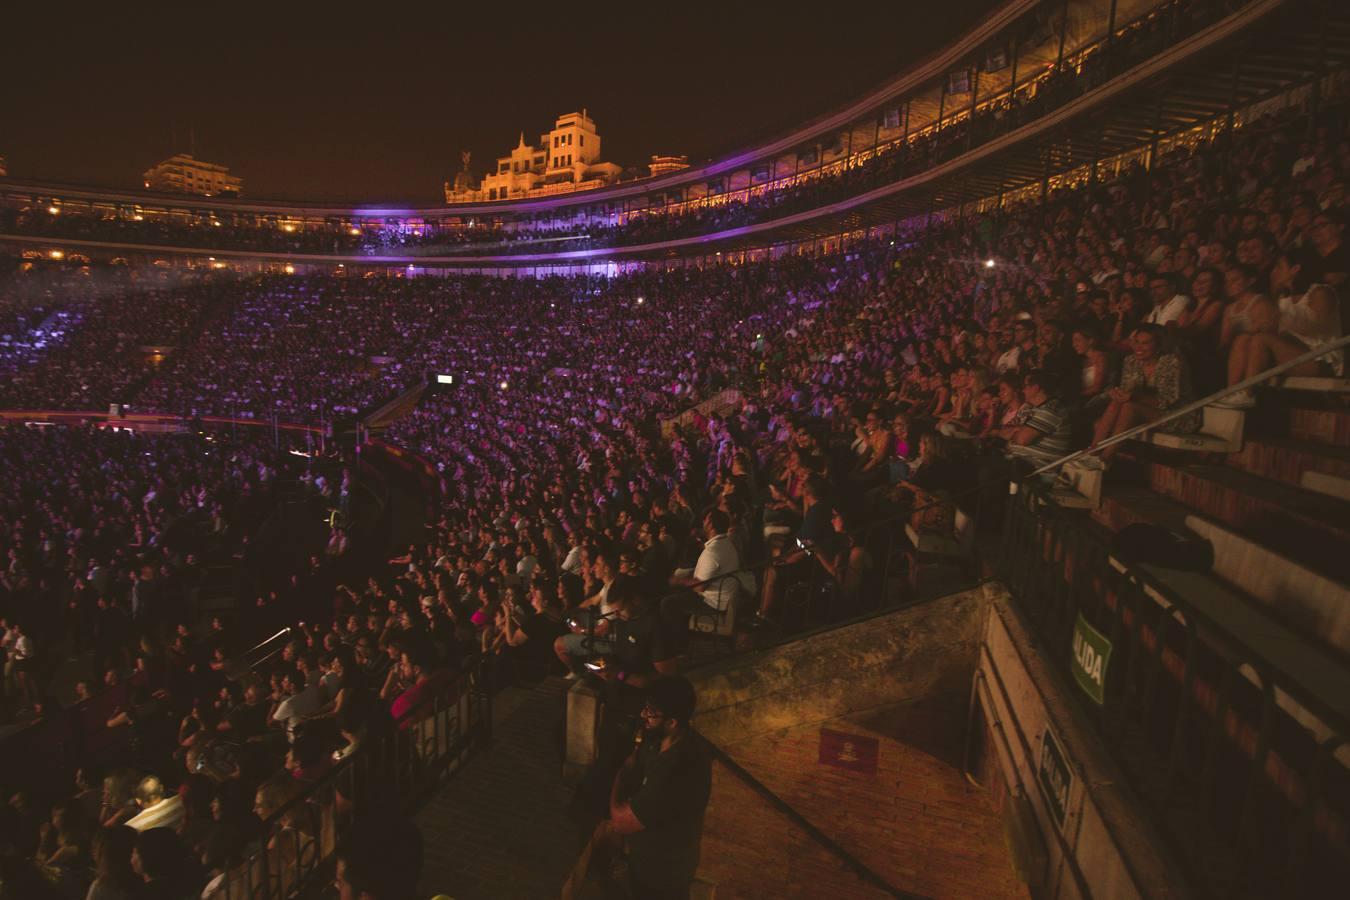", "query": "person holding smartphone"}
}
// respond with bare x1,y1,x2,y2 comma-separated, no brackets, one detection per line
754,475,839,627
